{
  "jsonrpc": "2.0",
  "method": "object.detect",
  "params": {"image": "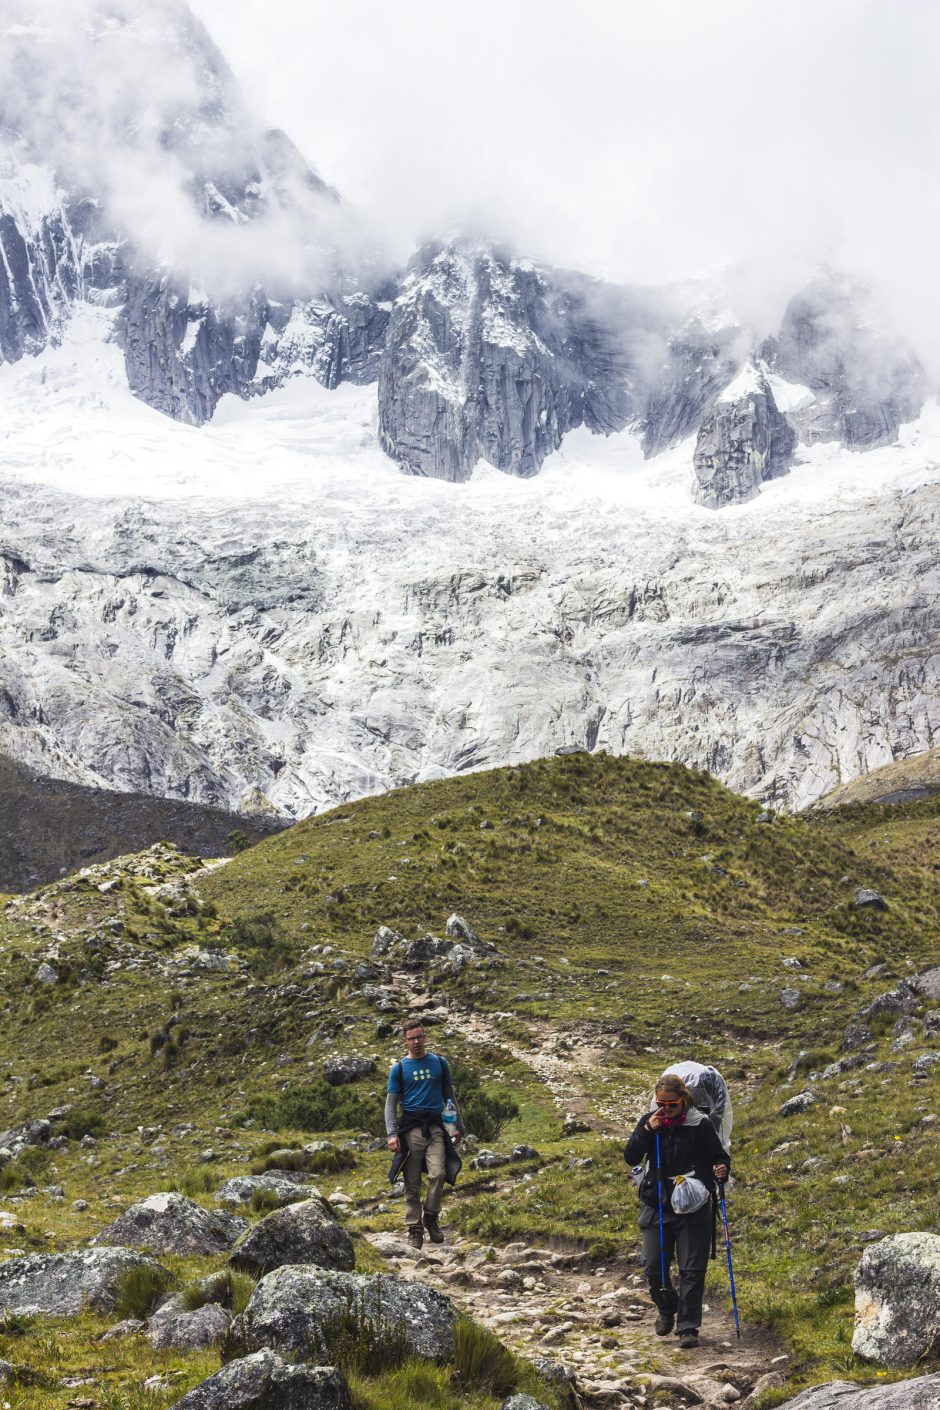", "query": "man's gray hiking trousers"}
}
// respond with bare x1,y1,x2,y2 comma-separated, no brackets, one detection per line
639,1202,711,1332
